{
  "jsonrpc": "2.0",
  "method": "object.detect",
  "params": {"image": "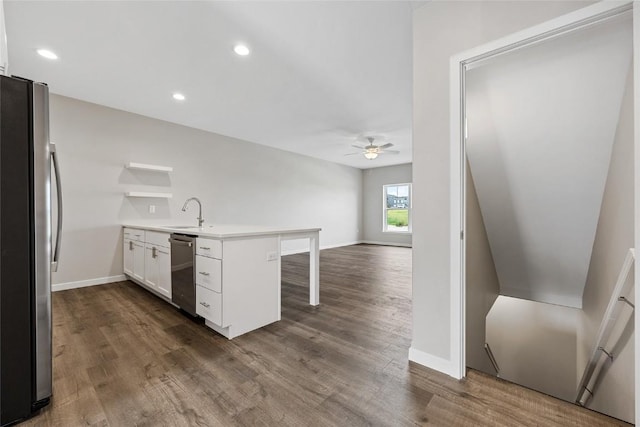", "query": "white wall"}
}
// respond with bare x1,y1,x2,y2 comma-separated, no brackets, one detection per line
577,65,635,423
465,163,499,375
50,94,363,288
362,163,412,246
486,296,579,402
411,0,592,368
465,17,632,308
